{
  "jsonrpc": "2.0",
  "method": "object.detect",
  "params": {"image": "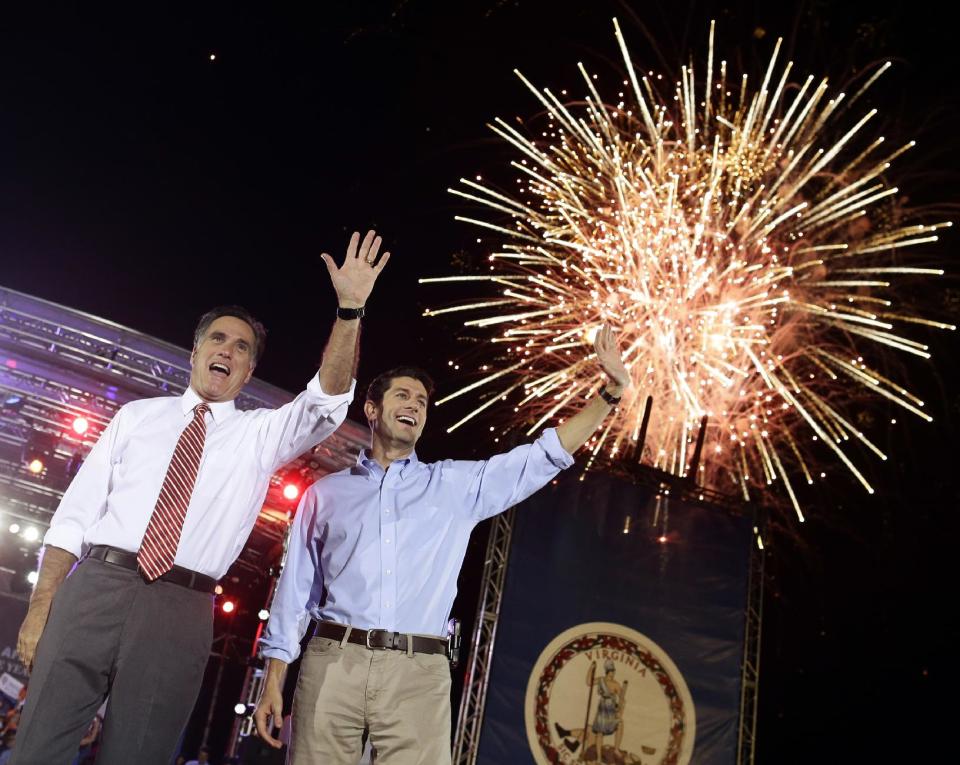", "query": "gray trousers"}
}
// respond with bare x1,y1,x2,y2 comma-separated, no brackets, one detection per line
11,556,213,765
